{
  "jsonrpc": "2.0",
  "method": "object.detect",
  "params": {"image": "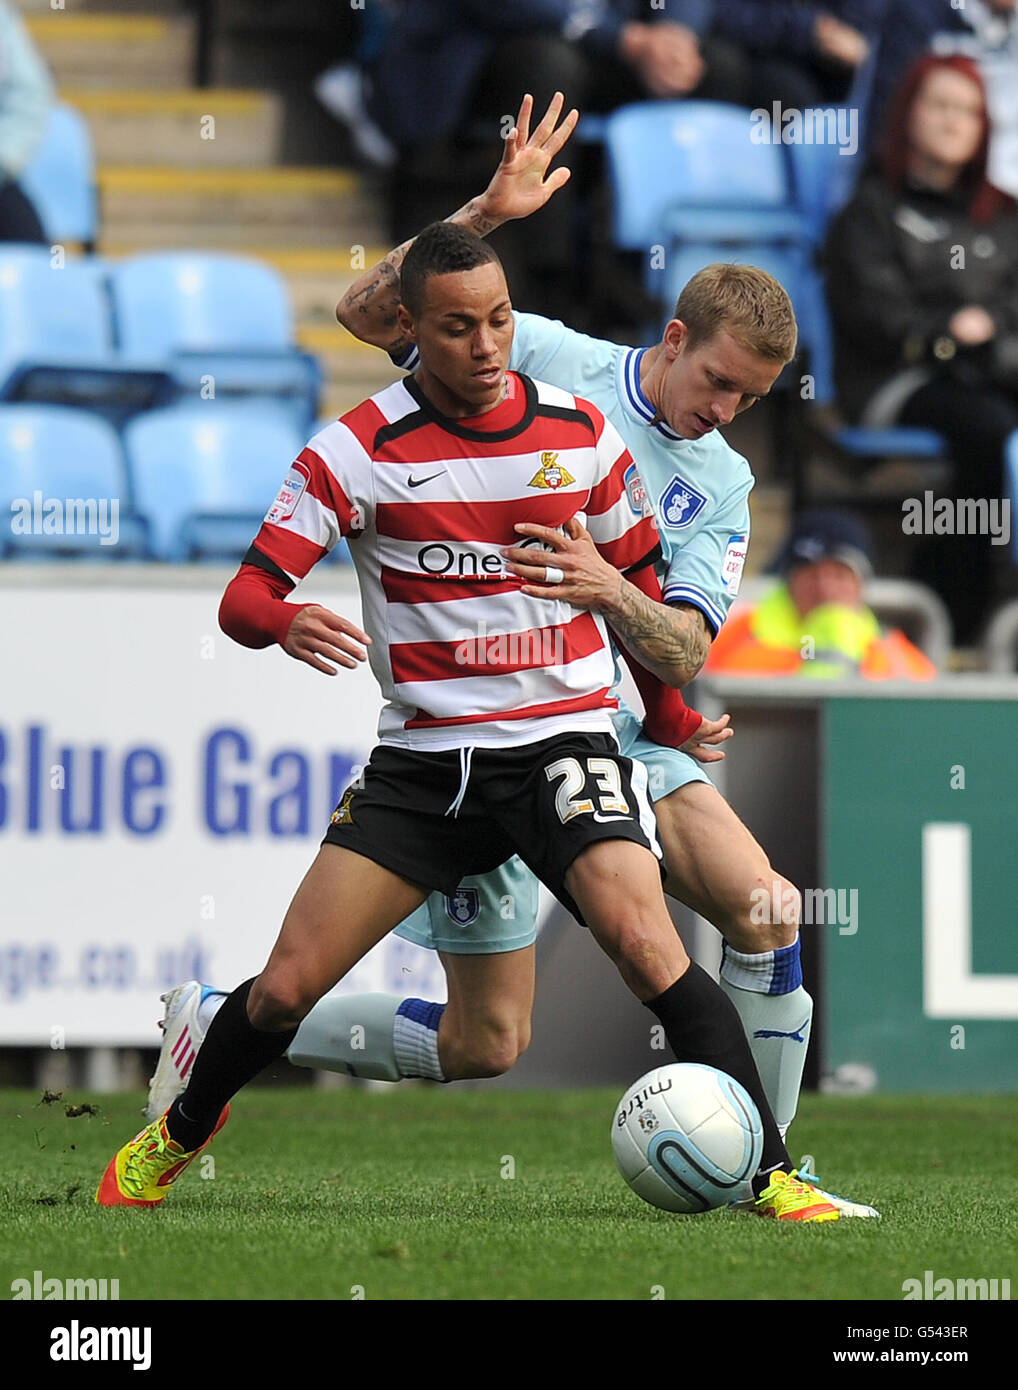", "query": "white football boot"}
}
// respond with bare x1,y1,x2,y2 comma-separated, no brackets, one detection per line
144,981,224,1120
